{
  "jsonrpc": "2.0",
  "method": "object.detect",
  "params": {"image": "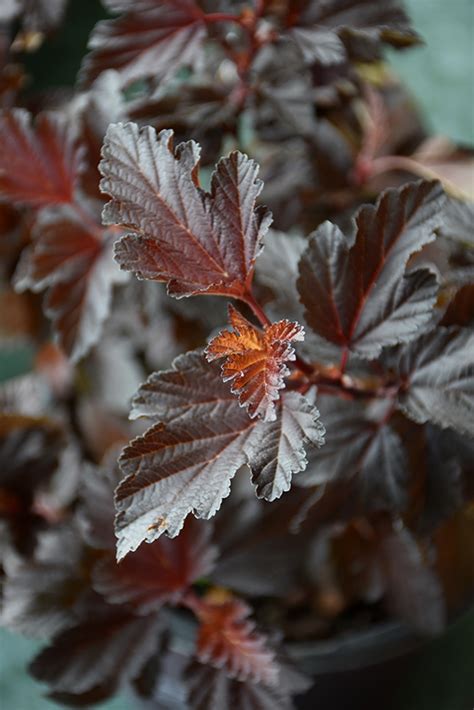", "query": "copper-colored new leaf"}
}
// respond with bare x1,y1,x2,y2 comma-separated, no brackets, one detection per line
14,207,124,362
81,0,207,87
194,597,278,687
116,352,323,558
100,123,272,298
206,305,305,421
93,519,217,613
298,181,445,357
0,109,82,207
